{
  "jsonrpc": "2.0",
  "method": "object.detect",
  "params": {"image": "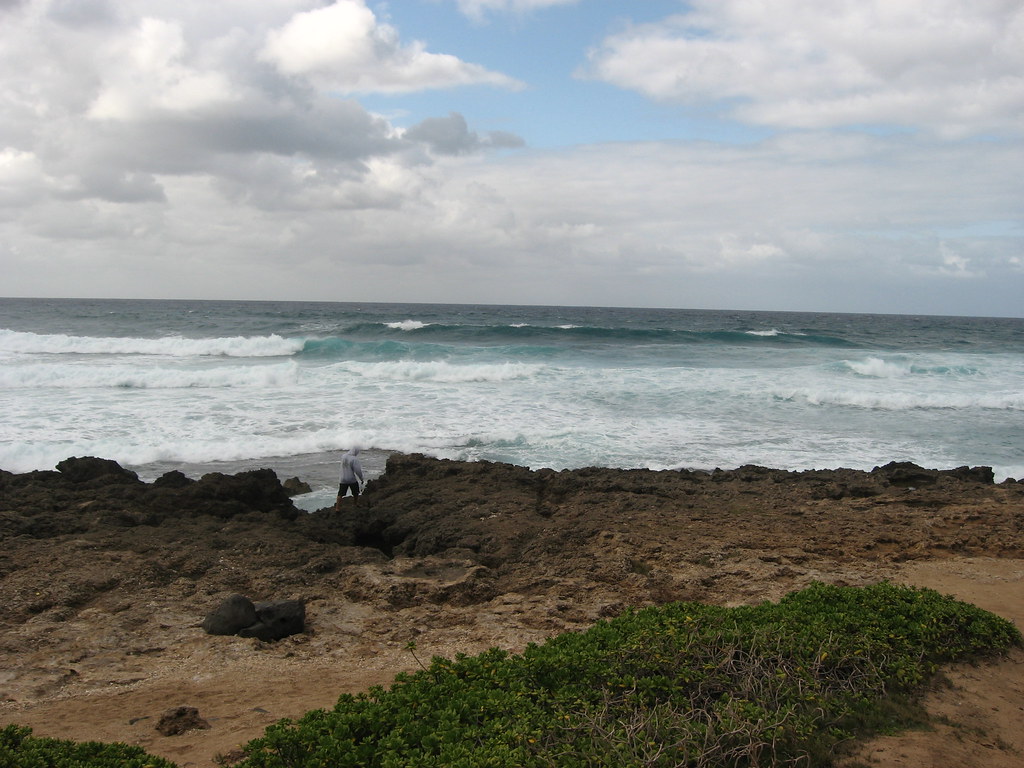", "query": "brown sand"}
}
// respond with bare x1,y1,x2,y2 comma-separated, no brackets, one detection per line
2,455,1022,766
